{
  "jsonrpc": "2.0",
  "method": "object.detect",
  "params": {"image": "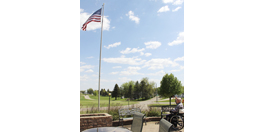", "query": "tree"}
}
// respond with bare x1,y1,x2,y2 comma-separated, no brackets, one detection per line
93,90,98,96
87,88,93,94
134,81,140,100
160,73,183,105
112,84,120,100
119,87,124,99
80,90,85,94
128,84,133,99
